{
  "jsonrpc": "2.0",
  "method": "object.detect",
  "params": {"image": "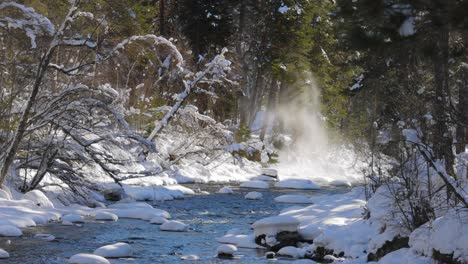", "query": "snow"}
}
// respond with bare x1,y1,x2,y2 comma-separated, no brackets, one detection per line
329,179,352,187
261,168,278,177
123,185,186,201
251,175,277,182
0,190,12,200
275,179,320,190
240,180,269,189
180,254,200,260
399,17,416,37
34,233,55,241
252,215,300,237
0,225,22,236
217,244,237,255
278,5,290,14
160,220,188,232
292,260,316,264
245,191,263,200
94,212,118,221
371,248,432,264
68,253,110,264
62,214,85,223
274,195,314,204
277,246,306,258
149,216,168,225
0,248,9,258
94,242,133,258
22,190,54,208
217,233,263,249
218,186,234,194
